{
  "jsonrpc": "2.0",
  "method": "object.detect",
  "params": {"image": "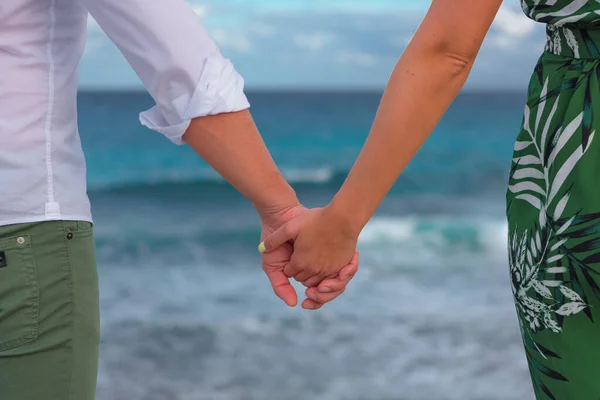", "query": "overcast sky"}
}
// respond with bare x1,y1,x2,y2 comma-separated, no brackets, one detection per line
80,0,545,90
